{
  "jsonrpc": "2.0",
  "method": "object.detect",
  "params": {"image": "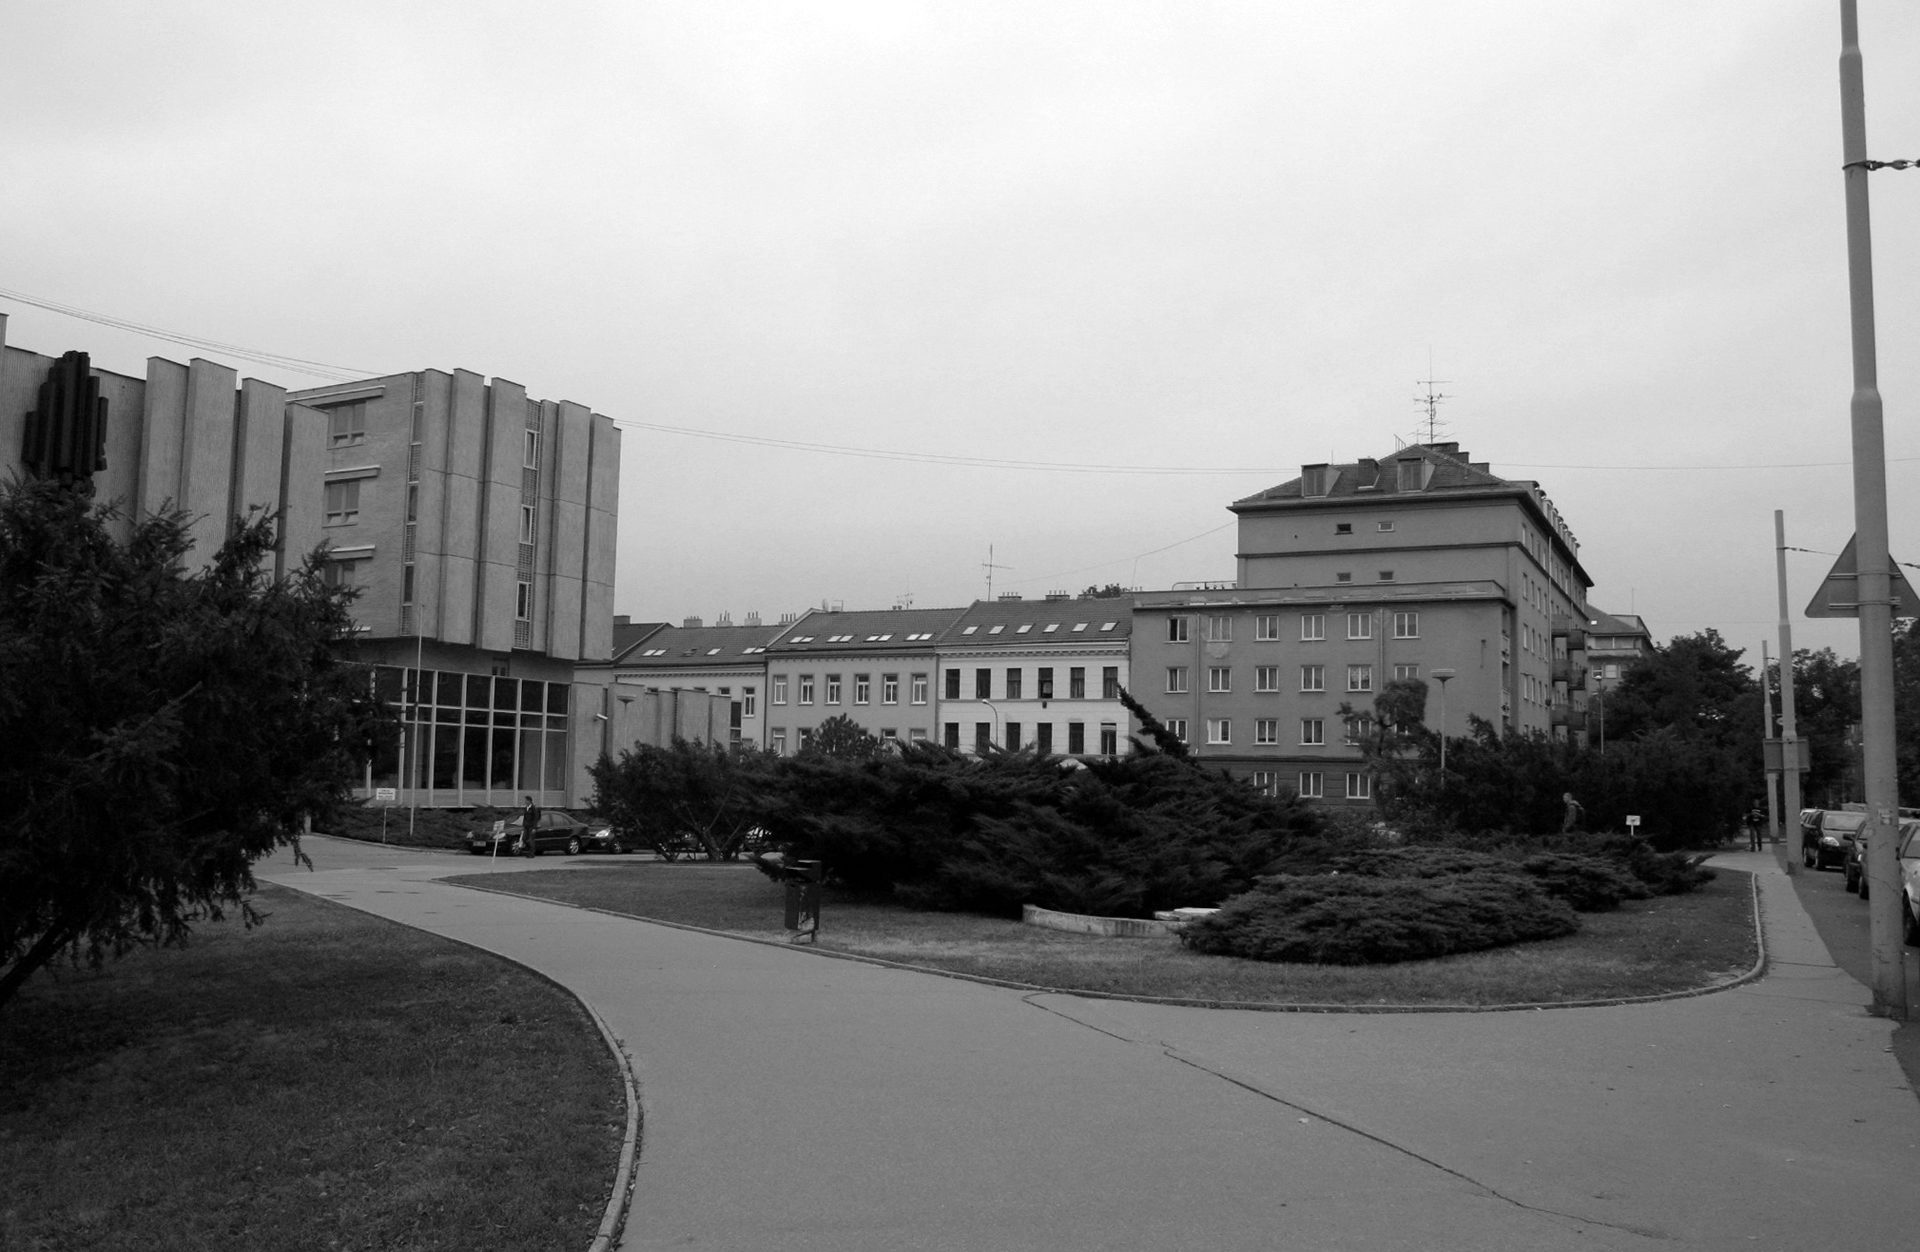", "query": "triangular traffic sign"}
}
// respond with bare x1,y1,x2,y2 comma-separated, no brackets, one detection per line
1804,534,1920,618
